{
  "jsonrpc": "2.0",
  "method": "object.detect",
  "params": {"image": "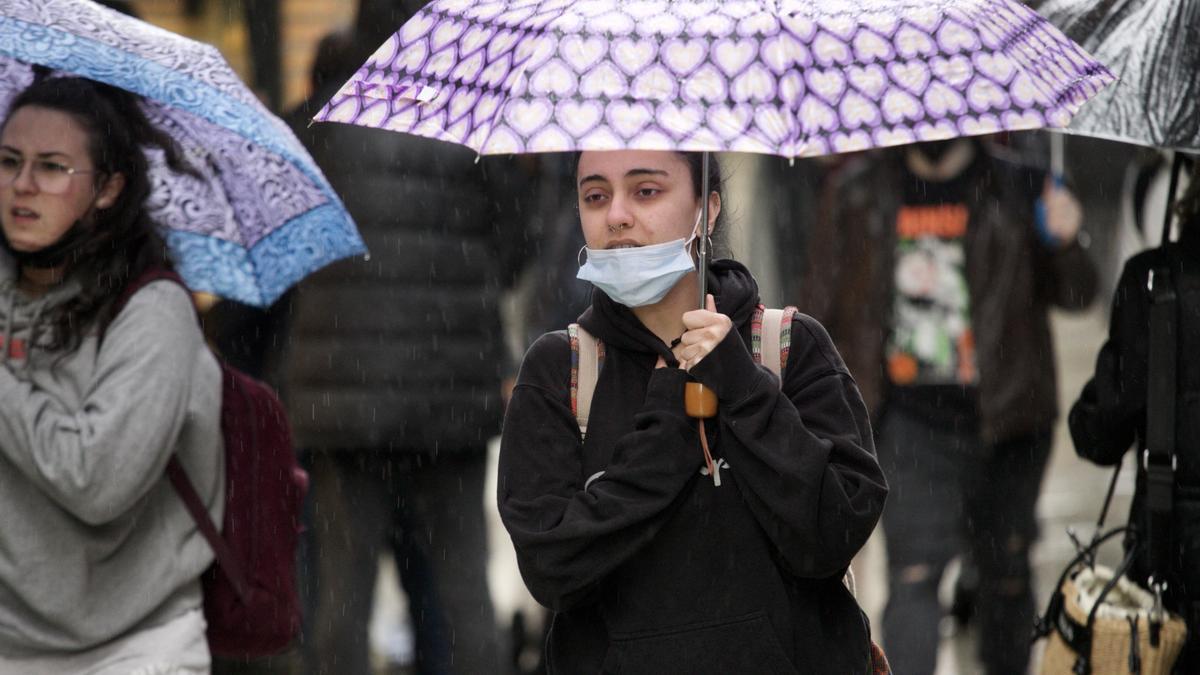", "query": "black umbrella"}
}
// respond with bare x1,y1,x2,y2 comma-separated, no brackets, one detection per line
1031,0,1199,152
